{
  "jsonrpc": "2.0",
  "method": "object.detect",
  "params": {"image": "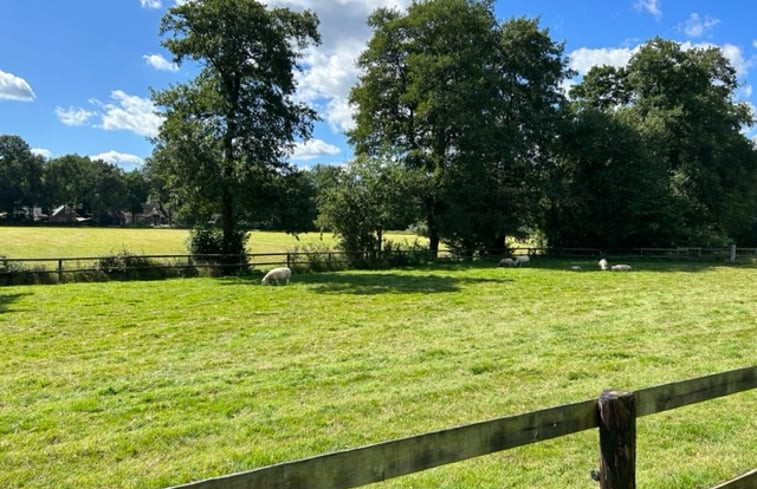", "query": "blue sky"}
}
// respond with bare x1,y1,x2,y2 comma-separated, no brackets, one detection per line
1,0,756,170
